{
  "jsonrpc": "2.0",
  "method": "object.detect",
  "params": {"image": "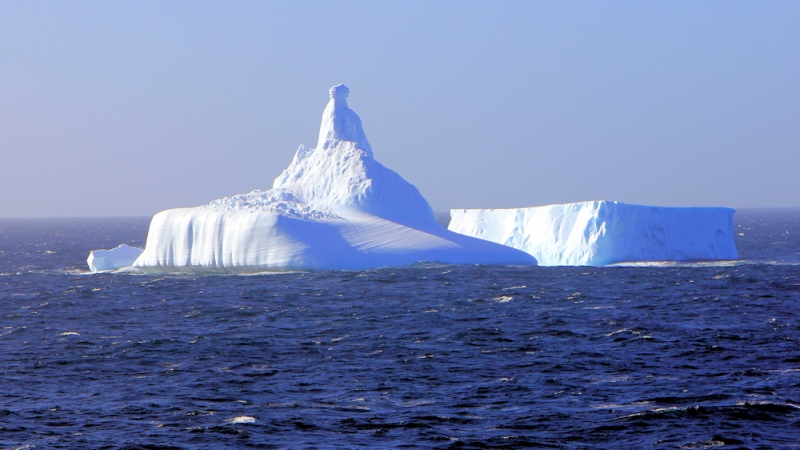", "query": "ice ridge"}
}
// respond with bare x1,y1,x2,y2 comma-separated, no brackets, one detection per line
200,188,341,220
